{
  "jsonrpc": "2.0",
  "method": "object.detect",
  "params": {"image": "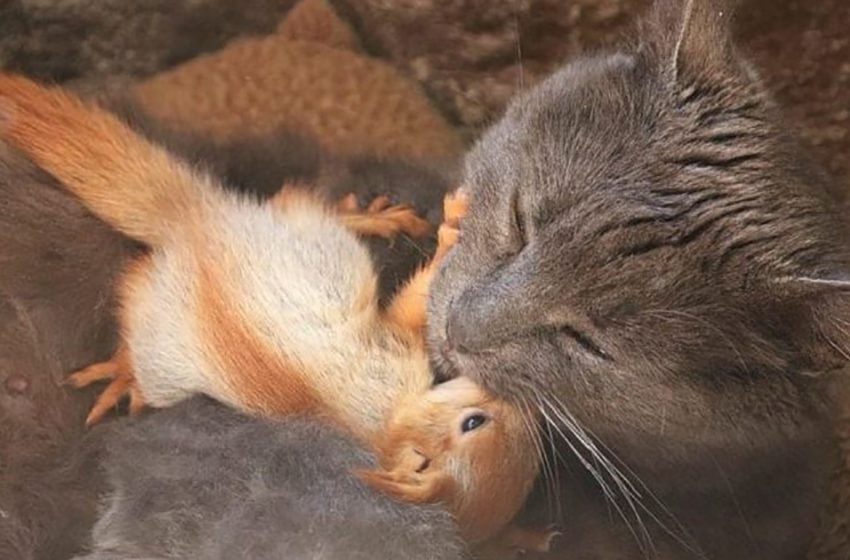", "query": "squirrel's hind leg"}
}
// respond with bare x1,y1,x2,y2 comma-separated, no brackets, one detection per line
335,194,432,239
67,344,145,426
268,186,432,239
